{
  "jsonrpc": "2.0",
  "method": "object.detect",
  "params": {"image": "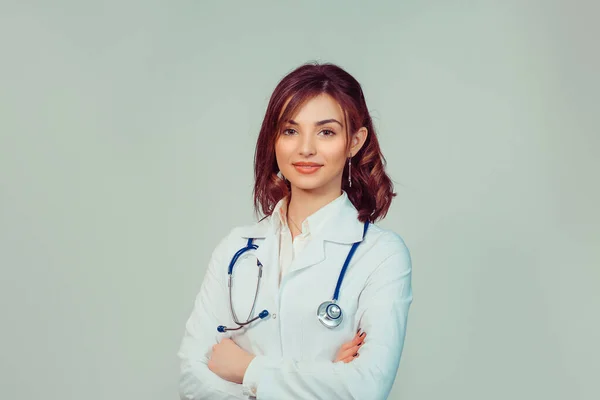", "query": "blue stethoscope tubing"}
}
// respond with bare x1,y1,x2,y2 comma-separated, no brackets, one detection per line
217,221,370,332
